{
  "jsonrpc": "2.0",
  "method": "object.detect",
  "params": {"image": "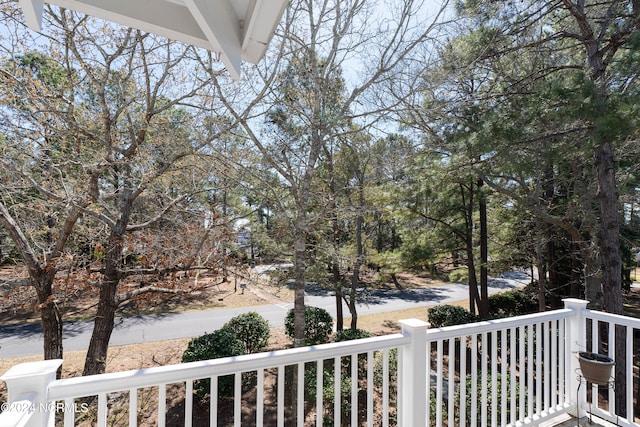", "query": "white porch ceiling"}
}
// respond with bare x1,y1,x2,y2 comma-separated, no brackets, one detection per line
18,0,288,79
